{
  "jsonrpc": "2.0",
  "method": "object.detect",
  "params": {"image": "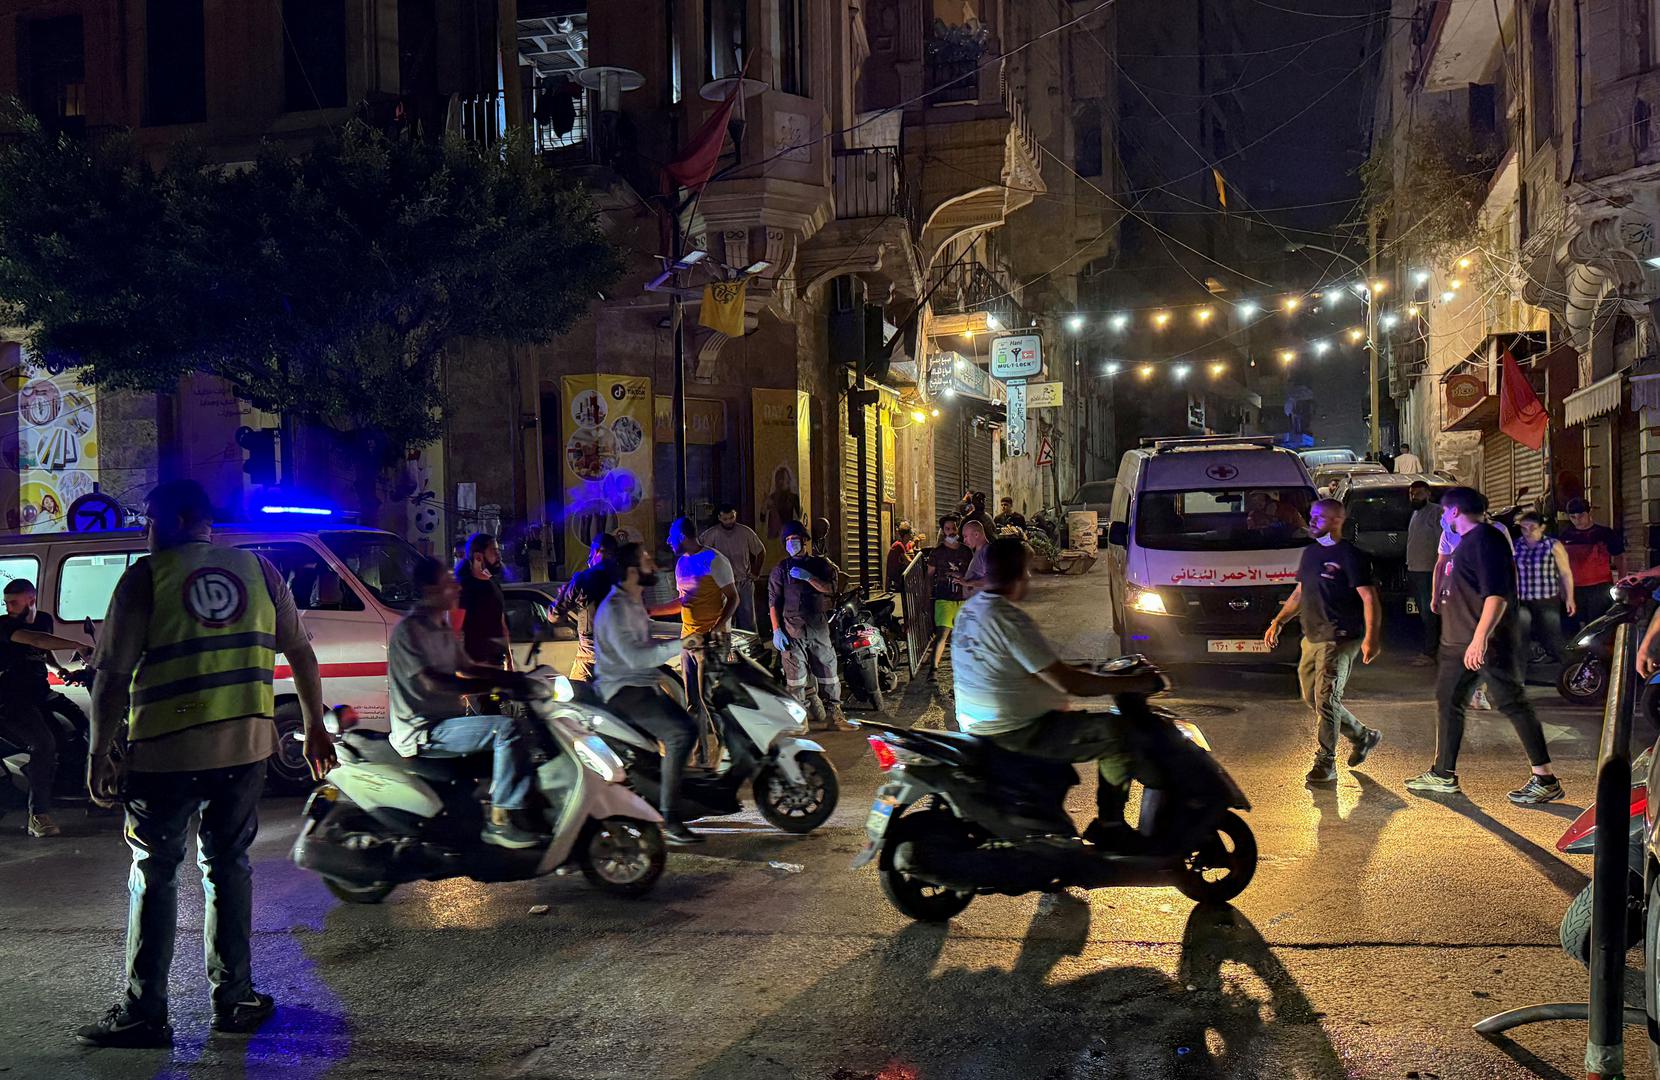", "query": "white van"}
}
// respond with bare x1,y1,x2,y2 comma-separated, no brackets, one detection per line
1104,436,1317,664
0,523,429,790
